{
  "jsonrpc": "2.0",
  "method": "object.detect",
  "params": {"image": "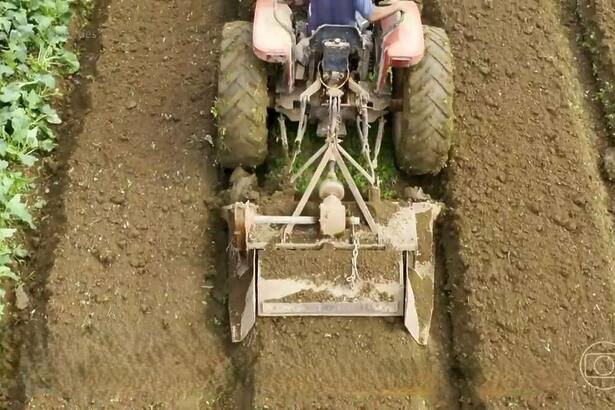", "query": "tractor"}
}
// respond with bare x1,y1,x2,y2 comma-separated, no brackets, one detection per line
216,0,454,344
